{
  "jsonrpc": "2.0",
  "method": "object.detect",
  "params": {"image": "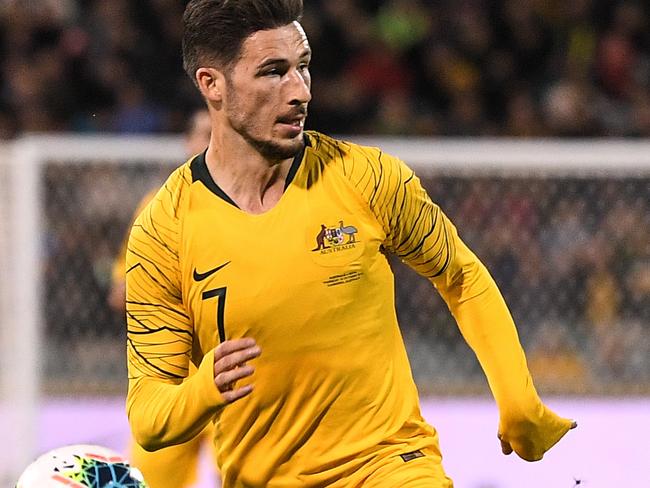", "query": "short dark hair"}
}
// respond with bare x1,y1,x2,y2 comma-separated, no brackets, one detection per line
182,0,303,83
